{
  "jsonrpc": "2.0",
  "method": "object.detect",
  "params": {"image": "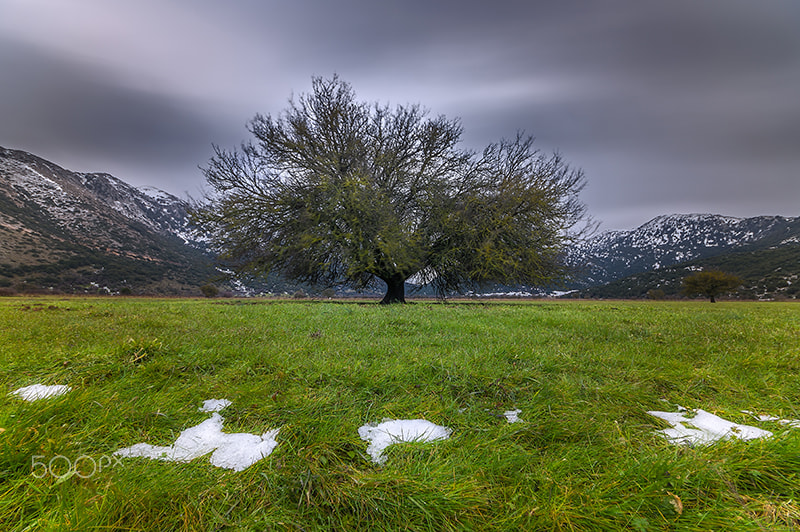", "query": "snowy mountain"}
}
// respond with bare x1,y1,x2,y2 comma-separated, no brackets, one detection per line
578,243,800,300
0,146,213,294
568,213,800,288
3,146,798,298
